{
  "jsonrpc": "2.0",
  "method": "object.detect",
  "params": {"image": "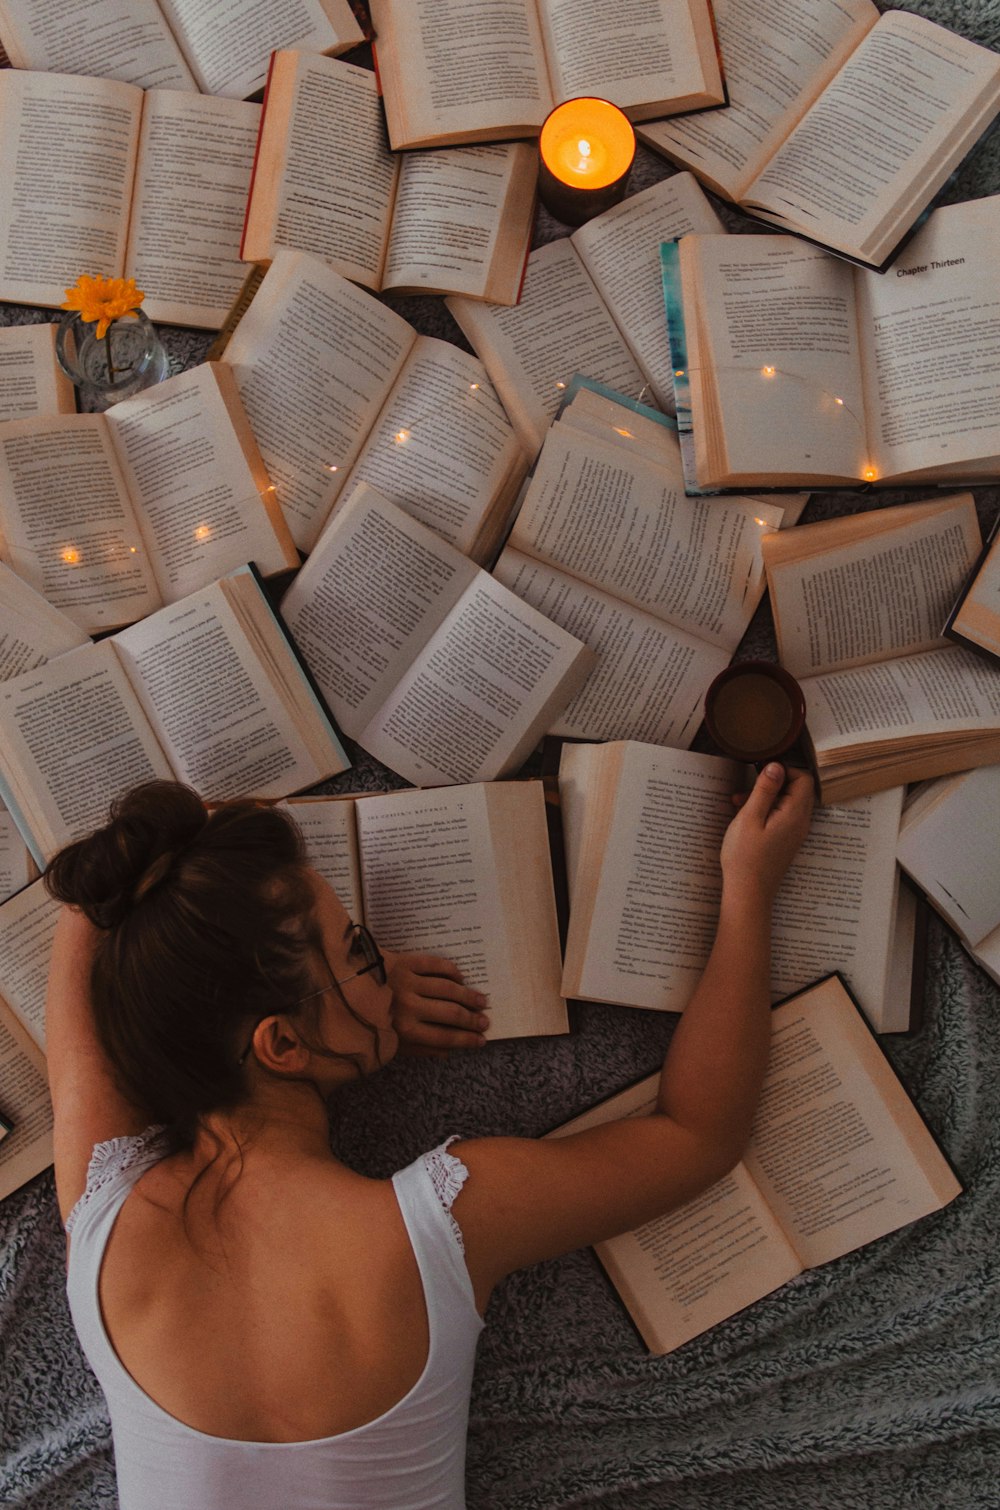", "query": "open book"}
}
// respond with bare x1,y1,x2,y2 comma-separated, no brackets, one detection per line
945,513,1000,667
763,495,1000,802
224,250,529,557
0,0,363,98
640,2,1000,269
0,800,36,907
663,196,1000,492
897,765,1000,990
369,0,726,150
0,570,349,866
447,173,724,453
0,879,59,1202
242,52,536,305
280,484,595,788
559,741,916,1032
0,325,74,423
0,73,262,327
283,782,568,1040
0,363,298,634
549,974,960,1353
493,391,790,749
0,563,89,680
